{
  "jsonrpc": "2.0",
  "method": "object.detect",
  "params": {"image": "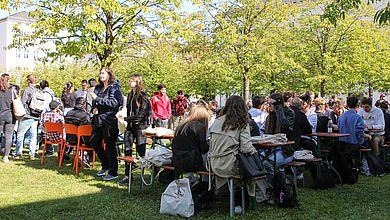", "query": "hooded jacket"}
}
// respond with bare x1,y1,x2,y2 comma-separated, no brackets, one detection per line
92,80,123,129
151,91,171,120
